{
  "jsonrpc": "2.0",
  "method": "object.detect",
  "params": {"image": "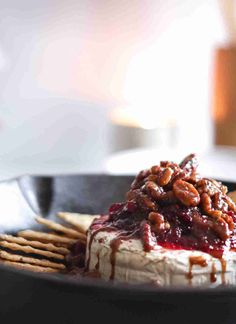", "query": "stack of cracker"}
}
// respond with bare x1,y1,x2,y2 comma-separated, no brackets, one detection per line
0,213,98,274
